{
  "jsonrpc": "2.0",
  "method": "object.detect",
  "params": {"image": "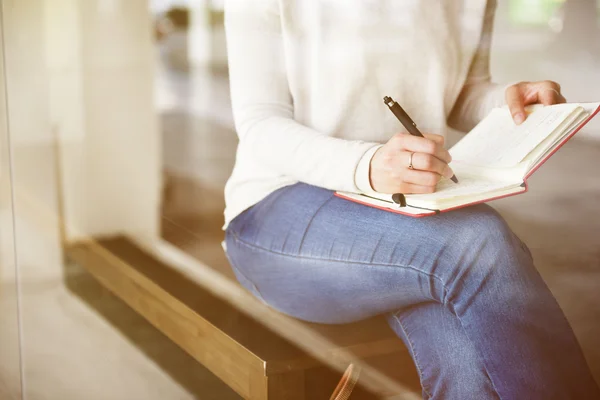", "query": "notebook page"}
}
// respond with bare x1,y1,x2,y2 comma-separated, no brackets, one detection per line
450,104,582,168
522,111,589,170
405,175,516,203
